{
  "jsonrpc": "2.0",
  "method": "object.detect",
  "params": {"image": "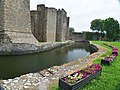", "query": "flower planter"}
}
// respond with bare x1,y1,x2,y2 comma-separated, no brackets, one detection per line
102,43,118,65
112,47,118,56
101,58,112,65
59,64,102,90
101,54,116,65
112,51,118,56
